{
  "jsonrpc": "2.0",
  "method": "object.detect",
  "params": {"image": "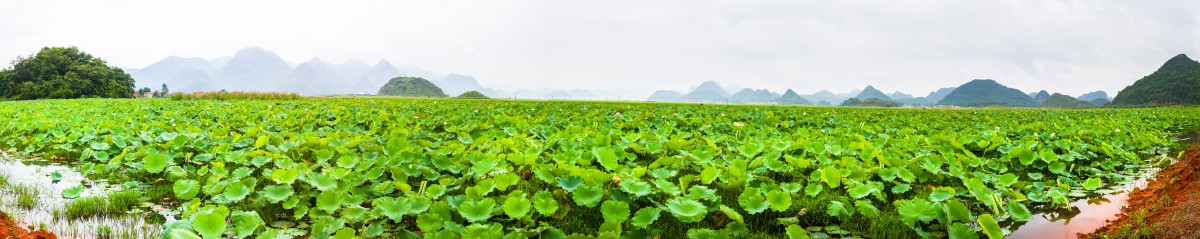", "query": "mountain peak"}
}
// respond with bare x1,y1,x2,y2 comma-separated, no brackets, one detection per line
938,79,1038,107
